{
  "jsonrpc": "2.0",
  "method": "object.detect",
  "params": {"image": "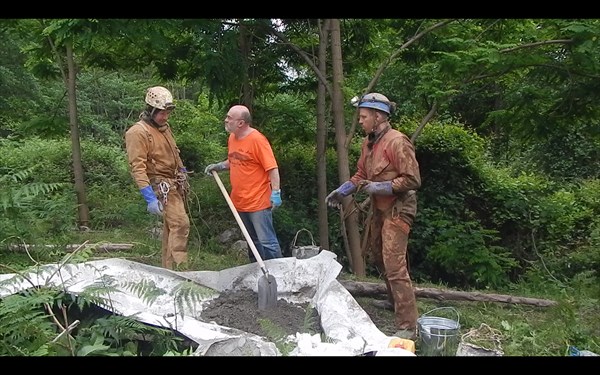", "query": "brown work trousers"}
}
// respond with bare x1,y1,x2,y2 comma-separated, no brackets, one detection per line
156,181,190,270
369,207,418,331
